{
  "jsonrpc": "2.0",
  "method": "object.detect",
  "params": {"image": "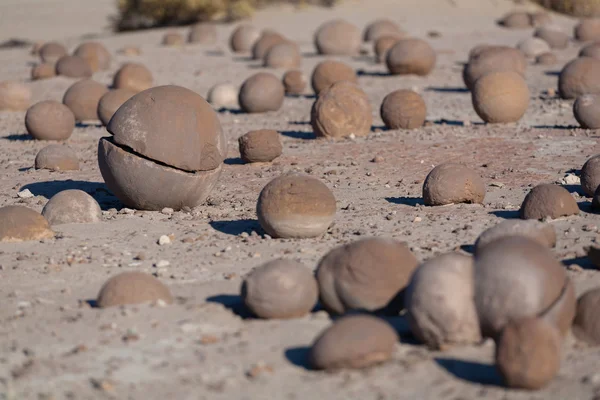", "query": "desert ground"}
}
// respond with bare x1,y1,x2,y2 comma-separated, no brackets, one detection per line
0,0,599,398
